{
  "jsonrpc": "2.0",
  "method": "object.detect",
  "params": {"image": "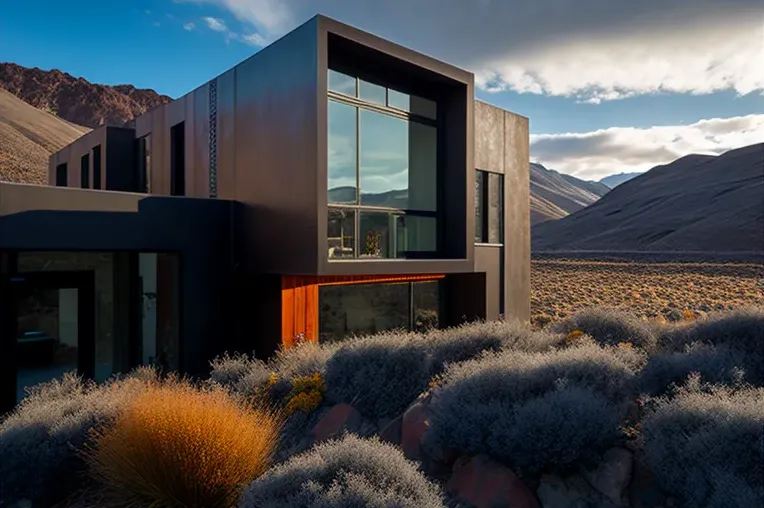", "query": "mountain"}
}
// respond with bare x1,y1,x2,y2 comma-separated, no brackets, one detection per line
533,144,764,252
600,172,642,188
0,88,89,184
0,62,171,128
530,163,610,225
